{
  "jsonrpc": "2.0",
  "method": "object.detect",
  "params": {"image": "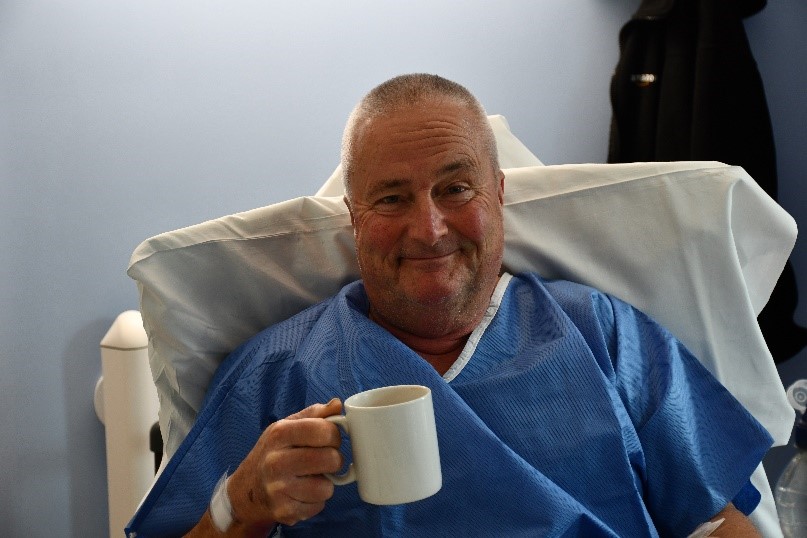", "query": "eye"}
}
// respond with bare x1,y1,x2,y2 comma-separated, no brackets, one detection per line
445,185,468,195
377,194,400,205
371,194,406,214
441,183,475,204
